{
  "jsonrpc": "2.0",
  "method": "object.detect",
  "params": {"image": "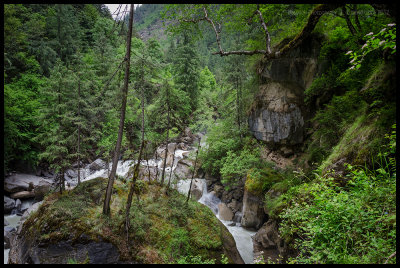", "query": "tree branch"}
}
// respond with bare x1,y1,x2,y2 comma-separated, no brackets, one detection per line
256,4,271,54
